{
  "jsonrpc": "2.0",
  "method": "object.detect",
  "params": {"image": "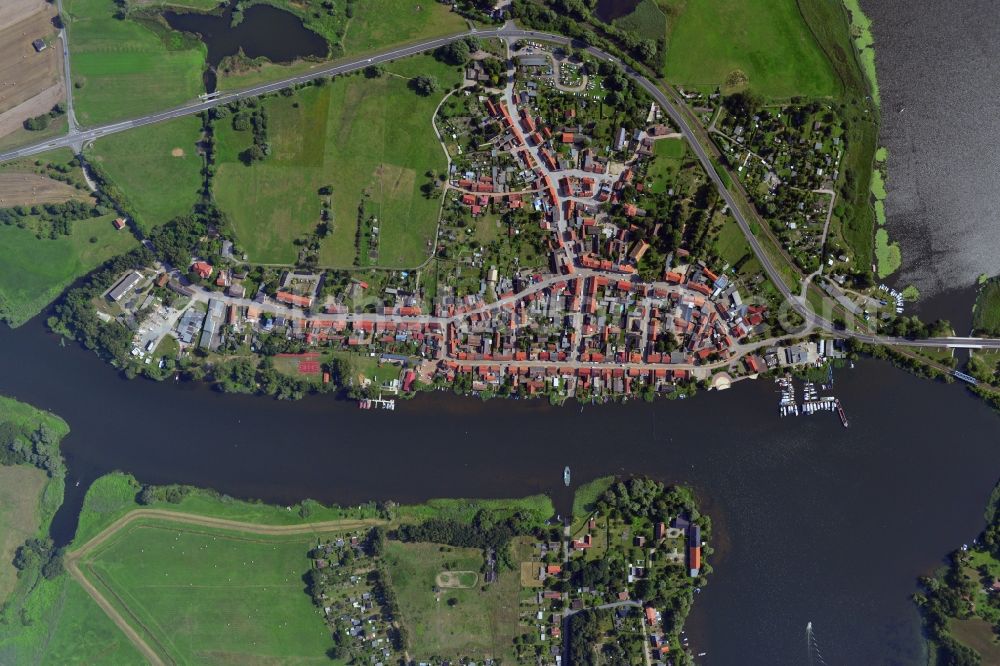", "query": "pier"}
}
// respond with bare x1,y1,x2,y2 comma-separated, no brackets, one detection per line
358,395,396,410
